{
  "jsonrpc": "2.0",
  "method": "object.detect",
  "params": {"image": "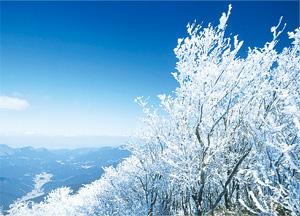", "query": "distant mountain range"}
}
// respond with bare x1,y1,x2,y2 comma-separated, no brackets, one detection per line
0,144,130,212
